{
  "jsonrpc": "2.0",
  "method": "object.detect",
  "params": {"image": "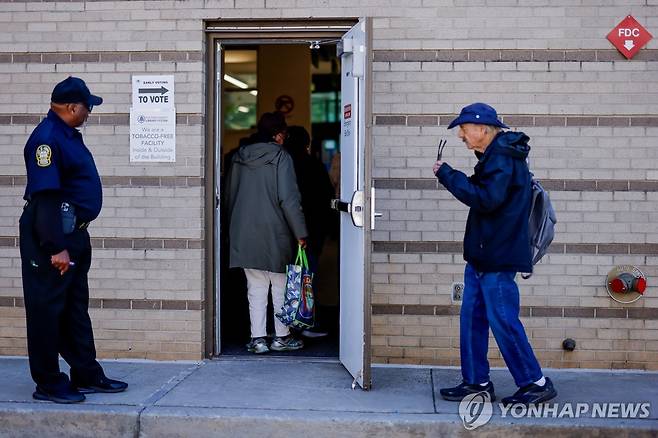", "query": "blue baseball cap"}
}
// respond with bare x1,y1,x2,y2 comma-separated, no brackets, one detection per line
447,102,508,129
51,76,103,110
